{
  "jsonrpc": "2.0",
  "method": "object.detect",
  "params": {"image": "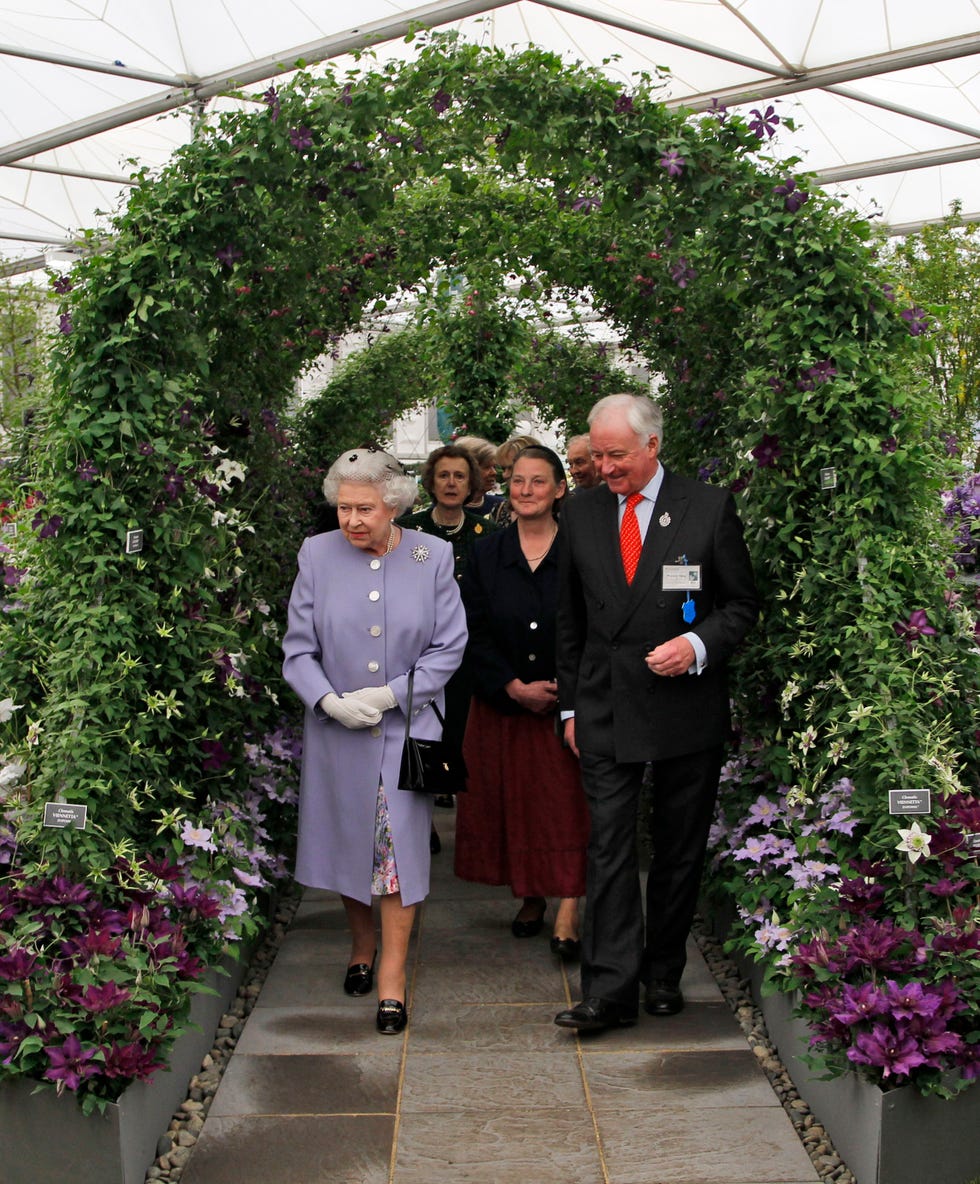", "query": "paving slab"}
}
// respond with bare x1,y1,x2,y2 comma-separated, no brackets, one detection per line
178,809,820,1183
